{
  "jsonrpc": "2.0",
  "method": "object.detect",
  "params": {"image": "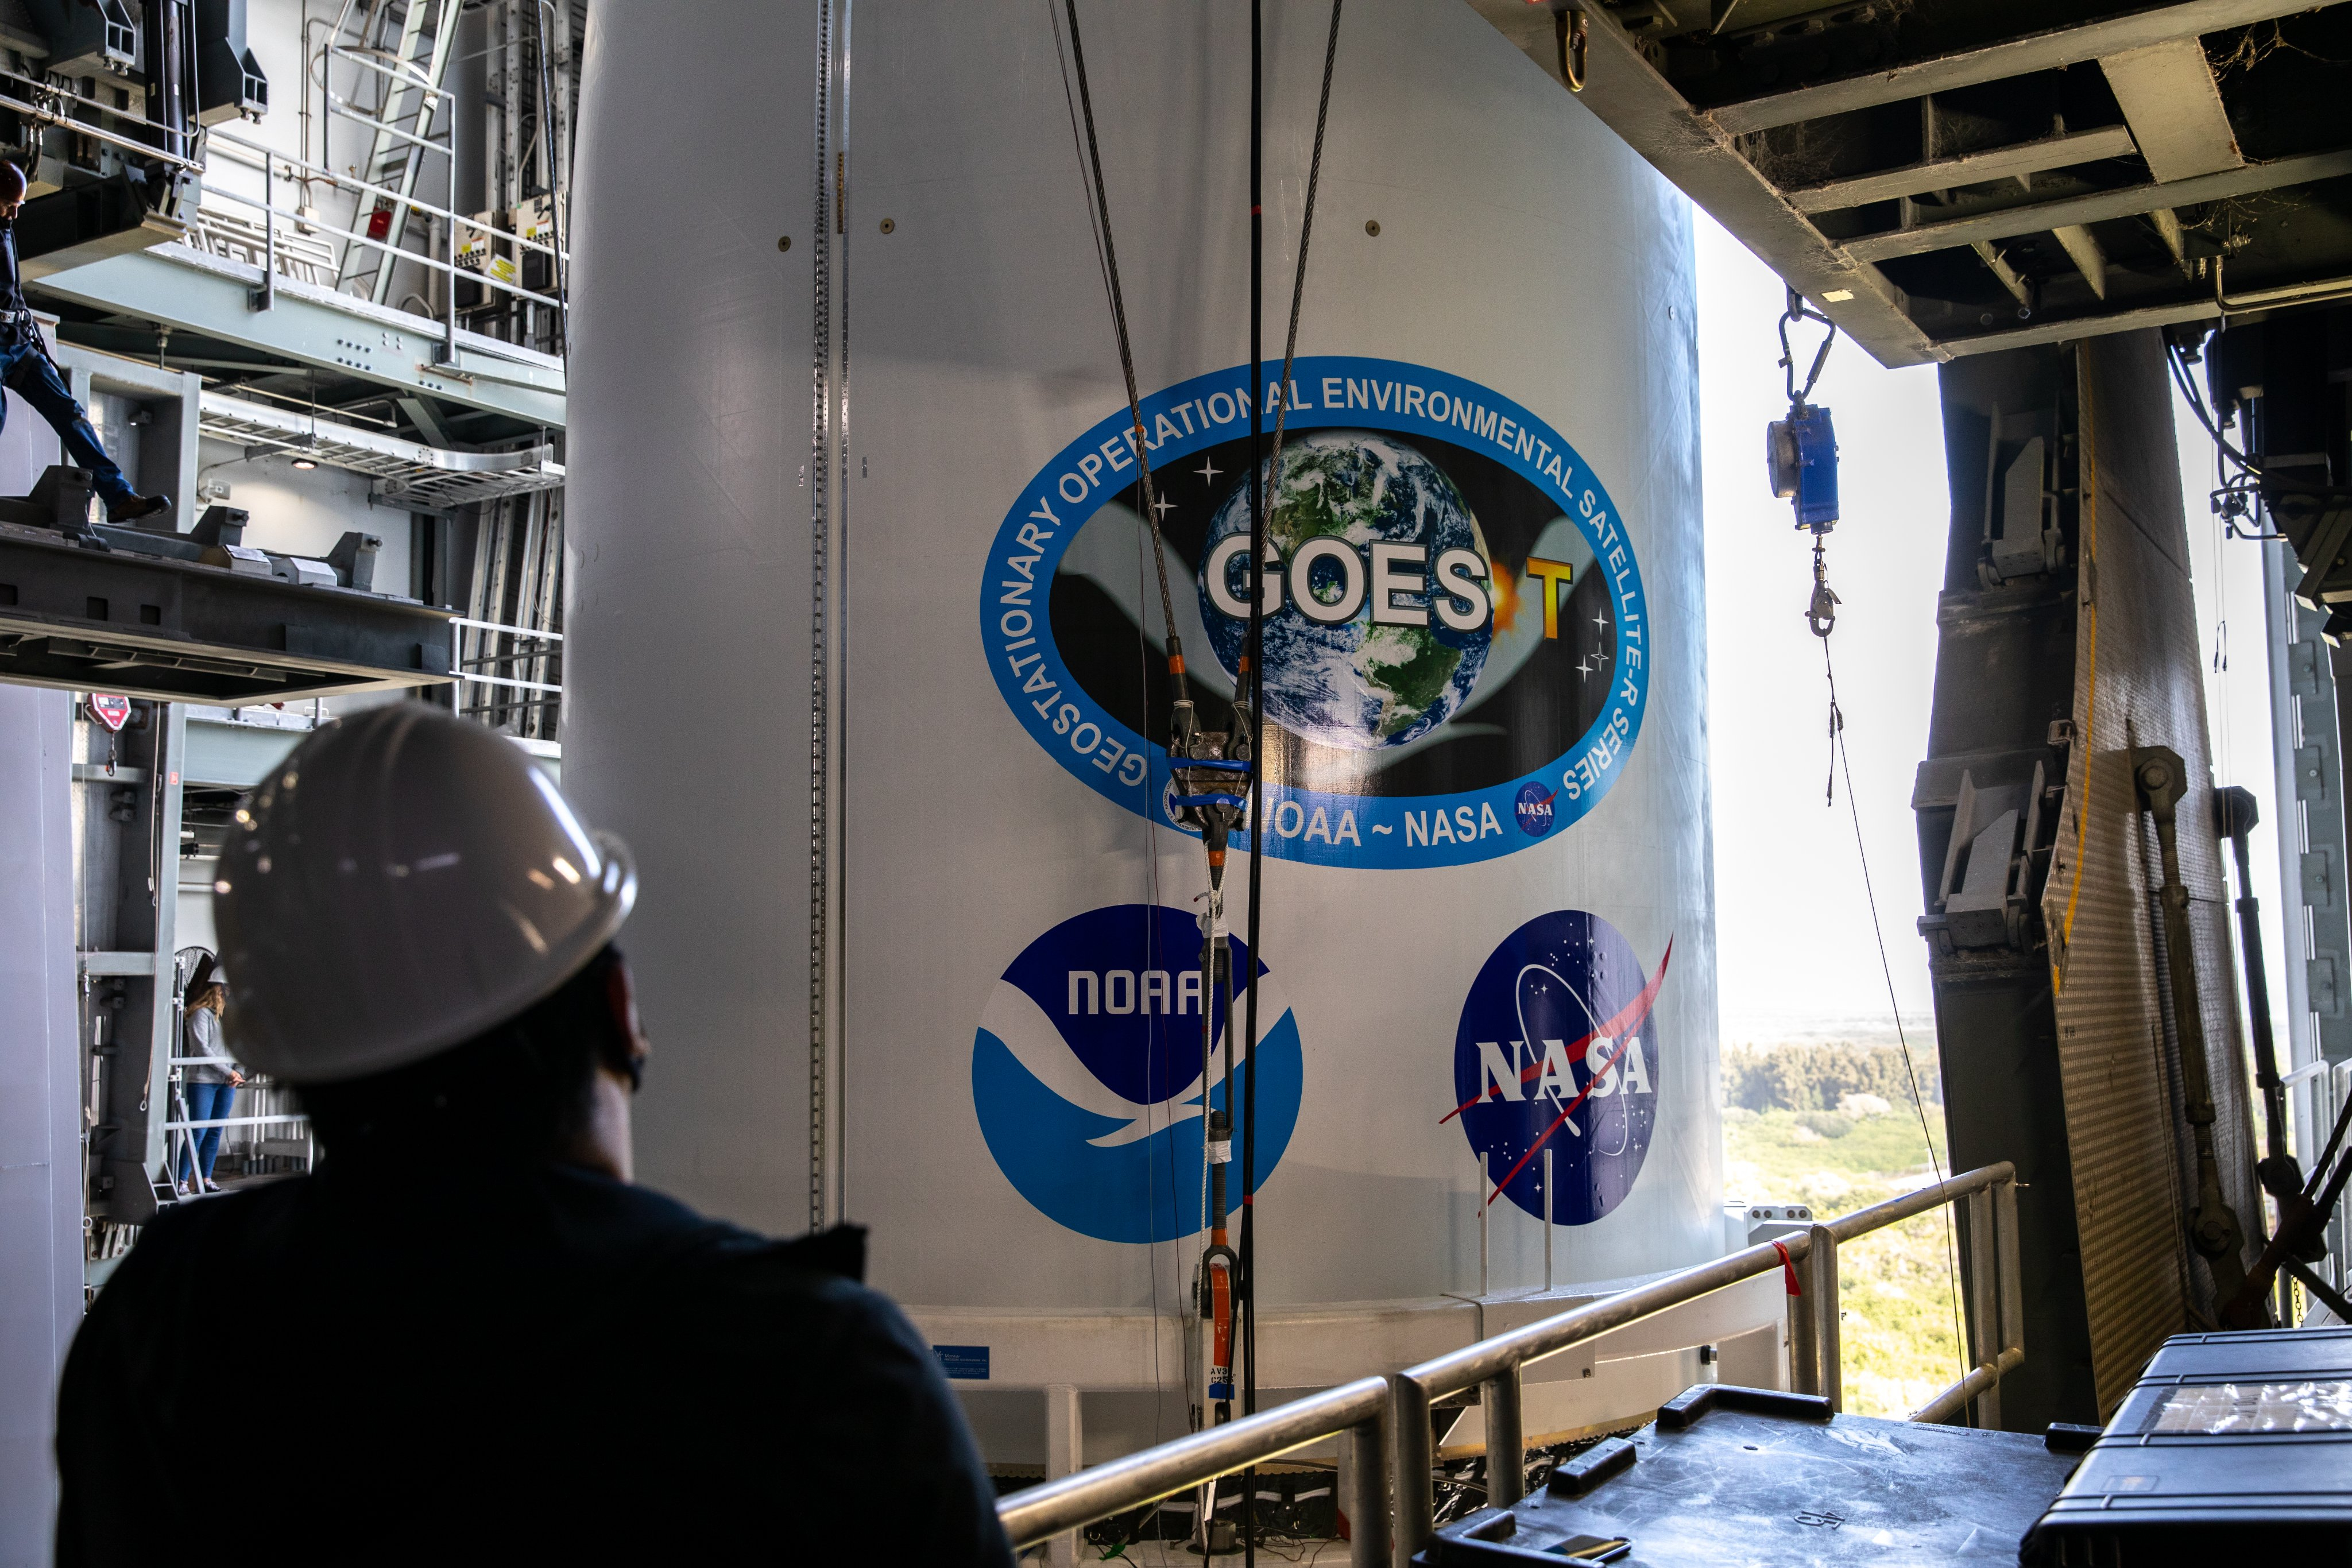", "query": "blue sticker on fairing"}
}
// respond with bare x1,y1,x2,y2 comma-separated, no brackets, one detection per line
982,355,1650,869
1447,911,1668,1226
972,904,1303,1243
934,1345,991,1381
